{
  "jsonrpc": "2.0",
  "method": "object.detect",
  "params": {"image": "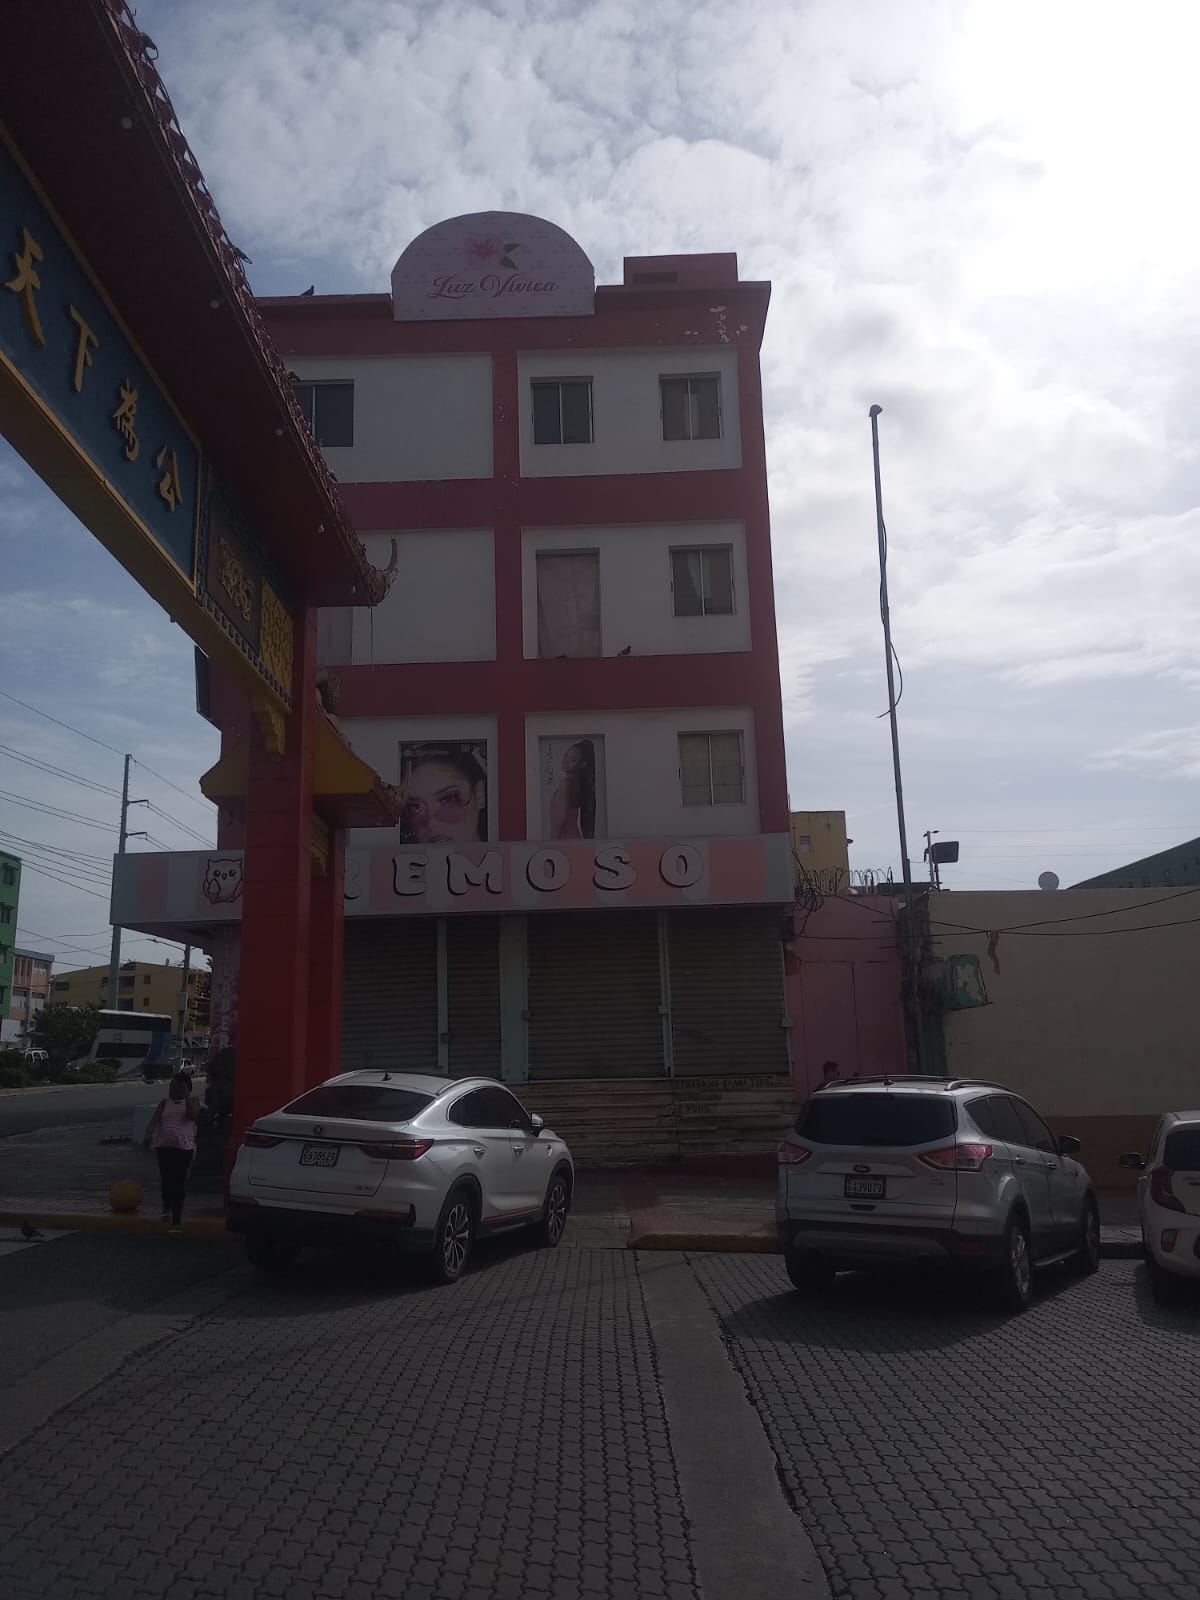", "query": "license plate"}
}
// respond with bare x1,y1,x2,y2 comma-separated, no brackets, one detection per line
844,1176,885,1198
299,1144,340,1168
